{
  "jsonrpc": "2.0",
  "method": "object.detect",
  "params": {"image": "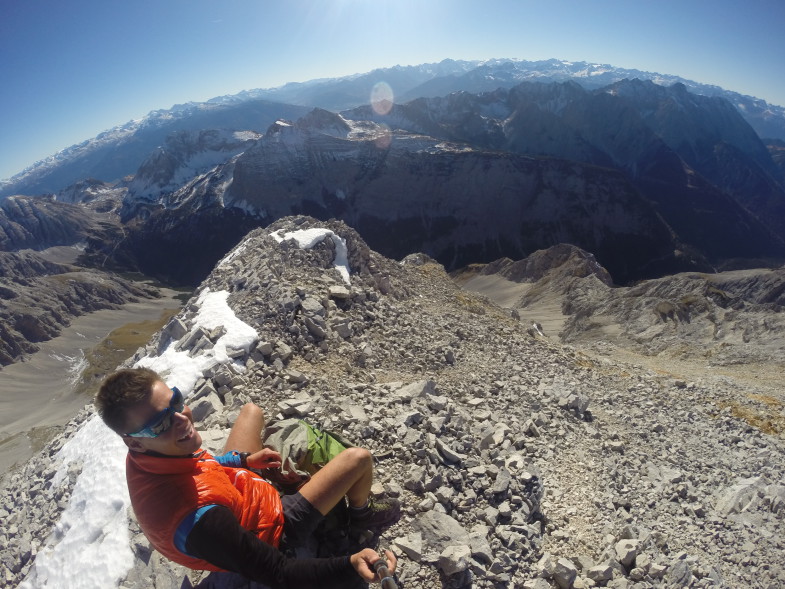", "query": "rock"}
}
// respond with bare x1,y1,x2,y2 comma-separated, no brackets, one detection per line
163,317,188,341
480,423,511,449
328,285,351,300
715,476,765,516
468,526,493,565
331,318,353,339
553,557,578,589
344,404,368,423
614,539,640,568
410,511,470,553
536,552,558,578
392,380,436,401
557,391,590,417
587,564,614,583
491,468,512,495
274,342,293,362
404,466,426,493
648,563,667,579
437,544,471,576
666,557,693,587
190,393,223,422
434,438,465,464
304,316,327,339
523,579,551,589
393,532,424,562
255,341,273,356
